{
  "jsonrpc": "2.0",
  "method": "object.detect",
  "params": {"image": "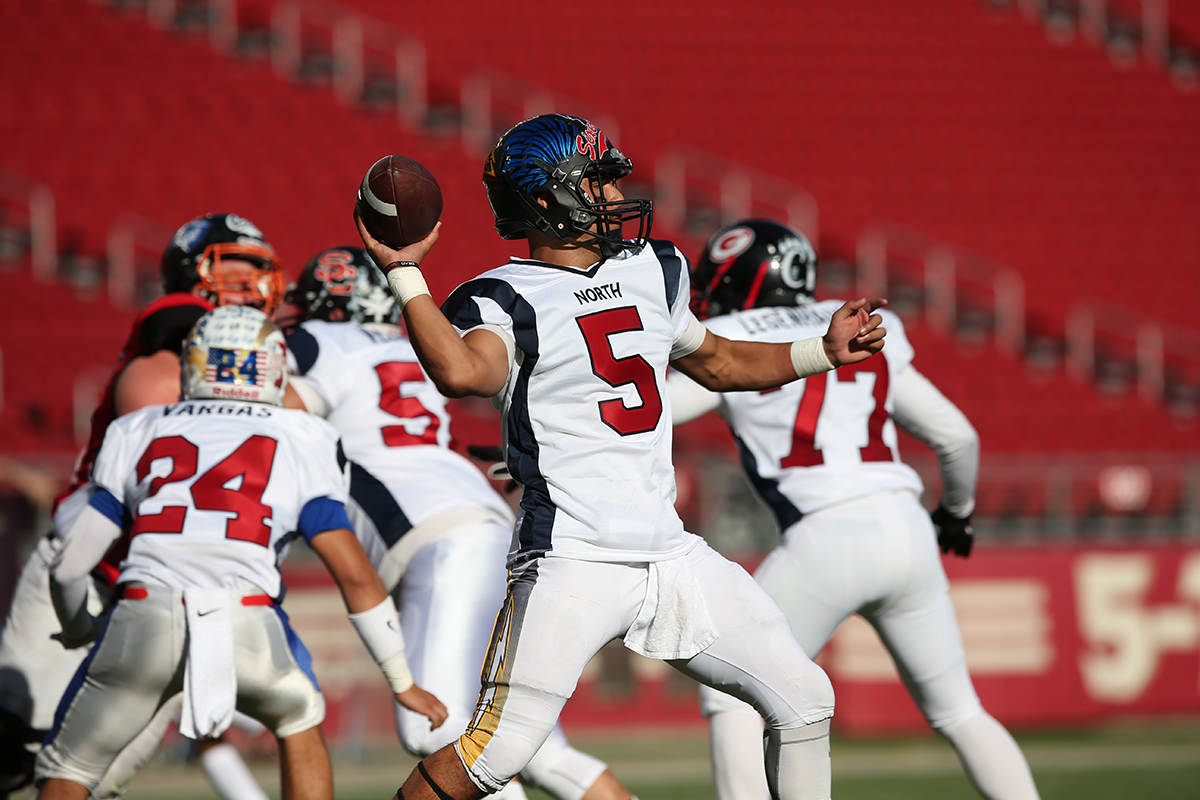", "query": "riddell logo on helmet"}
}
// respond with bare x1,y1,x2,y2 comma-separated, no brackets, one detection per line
575,123,608,161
